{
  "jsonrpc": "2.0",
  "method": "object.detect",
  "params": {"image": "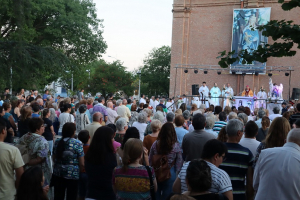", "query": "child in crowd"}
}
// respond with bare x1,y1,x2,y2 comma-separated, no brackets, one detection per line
78,130,90,200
